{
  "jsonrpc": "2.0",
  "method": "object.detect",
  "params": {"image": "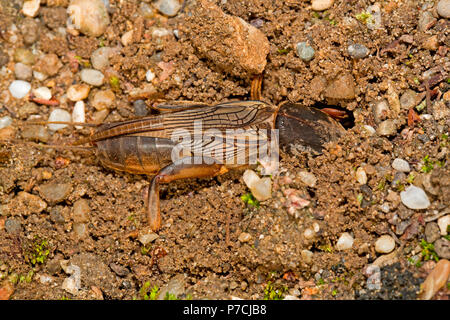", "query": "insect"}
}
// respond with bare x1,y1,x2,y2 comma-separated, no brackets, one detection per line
13,98,345,232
